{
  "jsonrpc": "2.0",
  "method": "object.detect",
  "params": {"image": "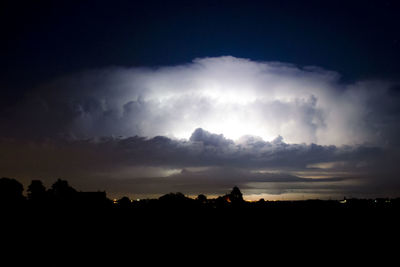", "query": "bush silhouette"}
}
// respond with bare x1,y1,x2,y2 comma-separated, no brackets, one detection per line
196,194,207,203
117,196,132,208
